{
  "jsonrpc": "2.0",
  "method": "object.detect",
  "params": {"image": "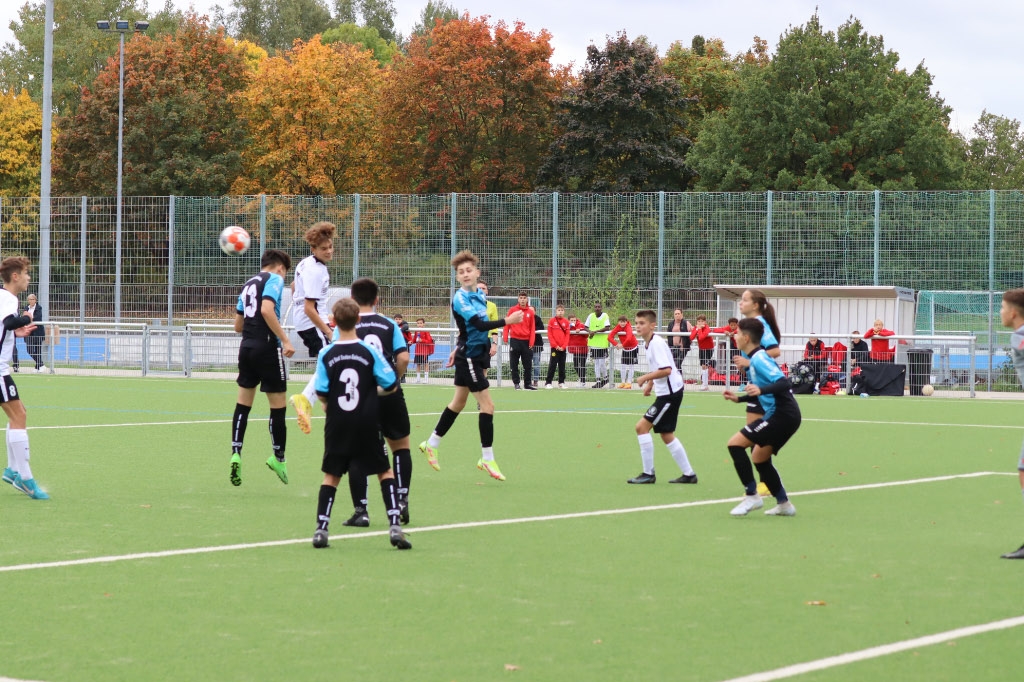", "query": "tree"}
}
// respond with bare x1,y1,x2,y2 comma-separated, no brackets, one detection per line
321,23,398,65
688,14,964,191
226,0,333,53
965,111,1024,189
231,36,385,195
0,0,149,116
53,15,252,196
379,15,564,193
409,0,460,39
662,36,745,143
536,32,695,192
359,0,397,43
0,89,43,196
